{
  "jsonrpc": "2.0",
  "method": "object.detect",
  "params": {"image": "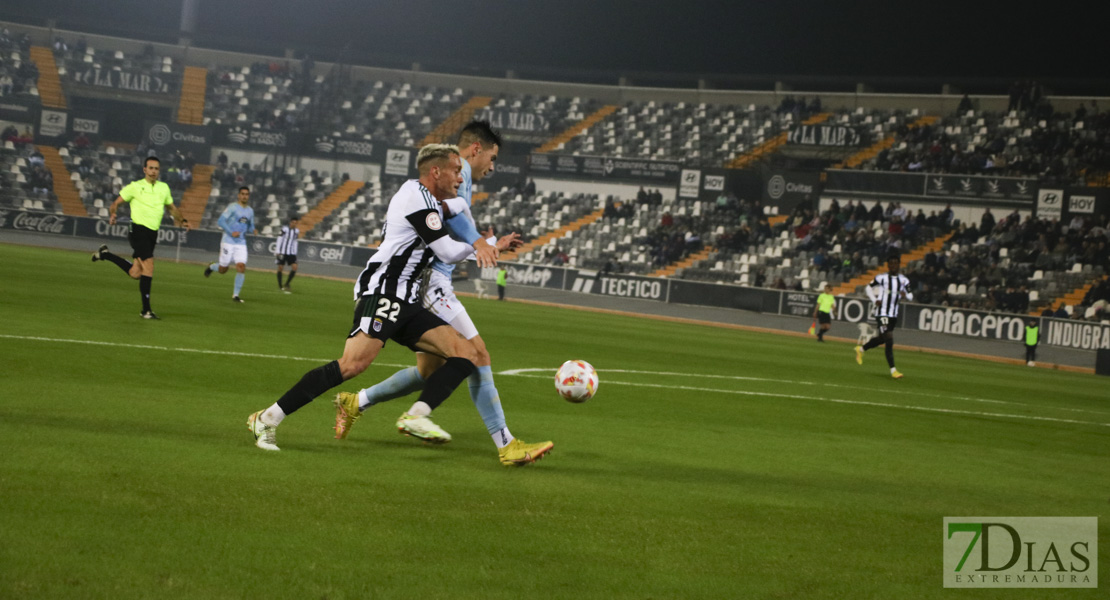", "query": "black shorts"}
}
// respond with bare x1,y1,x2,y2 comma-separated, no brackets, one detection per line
876,315,899,335
275,254,297,266
817,312,832,325
129,224,158,260
348,293,449,350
